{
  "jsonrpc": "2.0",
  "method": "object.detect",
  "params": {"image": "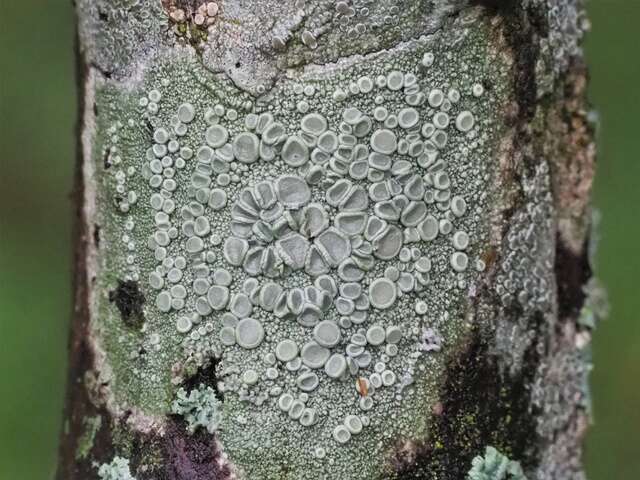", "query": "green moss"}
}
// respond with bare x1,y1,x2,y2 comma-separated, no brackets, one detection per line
109,421,135,457
75,415,102,460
